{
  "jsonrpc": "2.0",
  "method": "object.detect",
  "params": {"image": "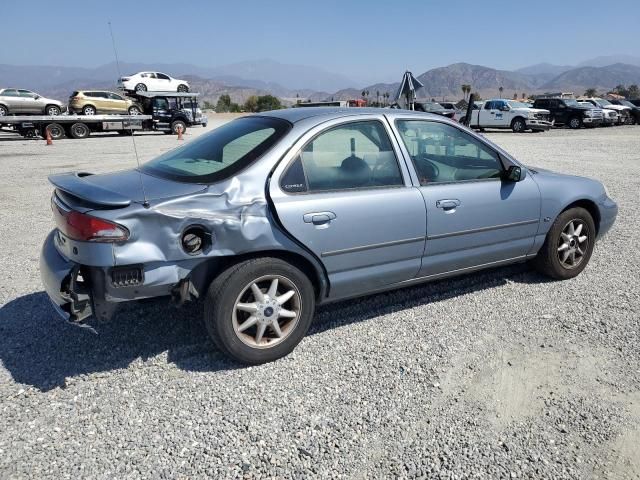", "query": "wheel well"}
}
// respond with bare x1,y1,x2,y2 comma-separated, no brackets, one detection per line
562,199,601,234
193,250,326,301
44,103,59,111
